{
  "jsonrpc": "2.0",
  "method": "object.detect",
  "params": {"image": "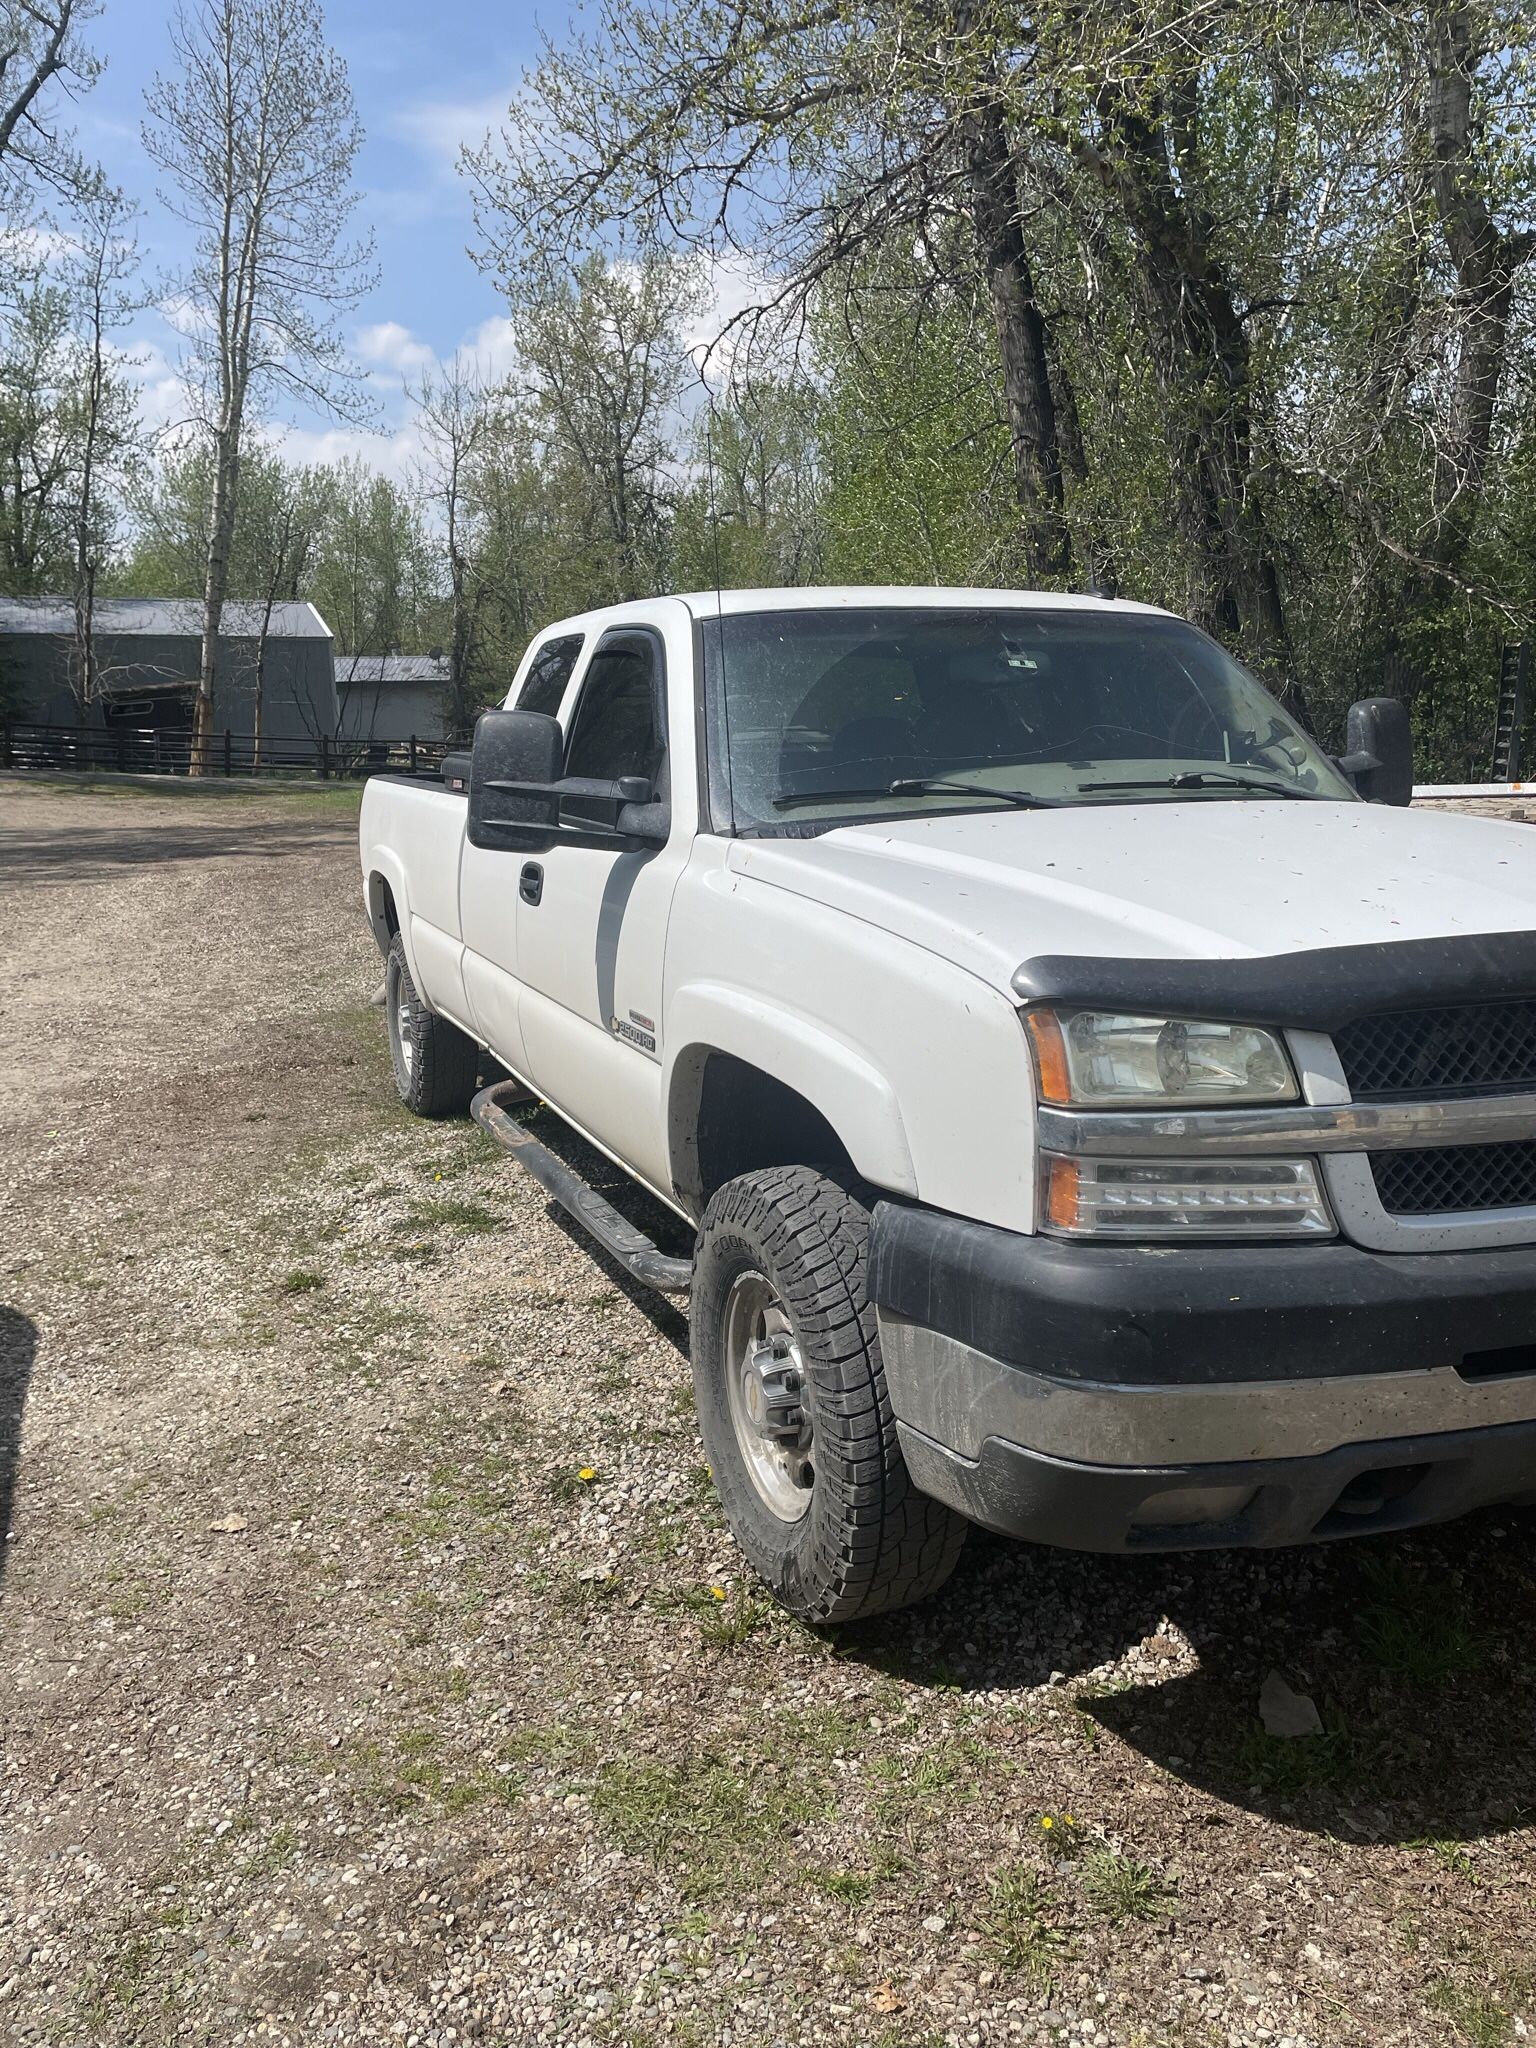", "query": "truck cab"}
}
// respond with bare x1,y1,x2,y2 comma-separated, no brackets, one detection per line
361,587,1536,1623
